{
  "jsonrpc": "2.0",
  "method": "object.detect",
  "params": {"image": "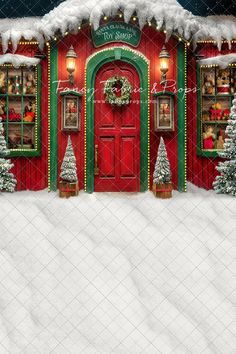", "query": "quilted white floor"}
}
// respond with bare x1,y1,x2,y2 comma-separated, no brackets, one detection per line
0,184,235,353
